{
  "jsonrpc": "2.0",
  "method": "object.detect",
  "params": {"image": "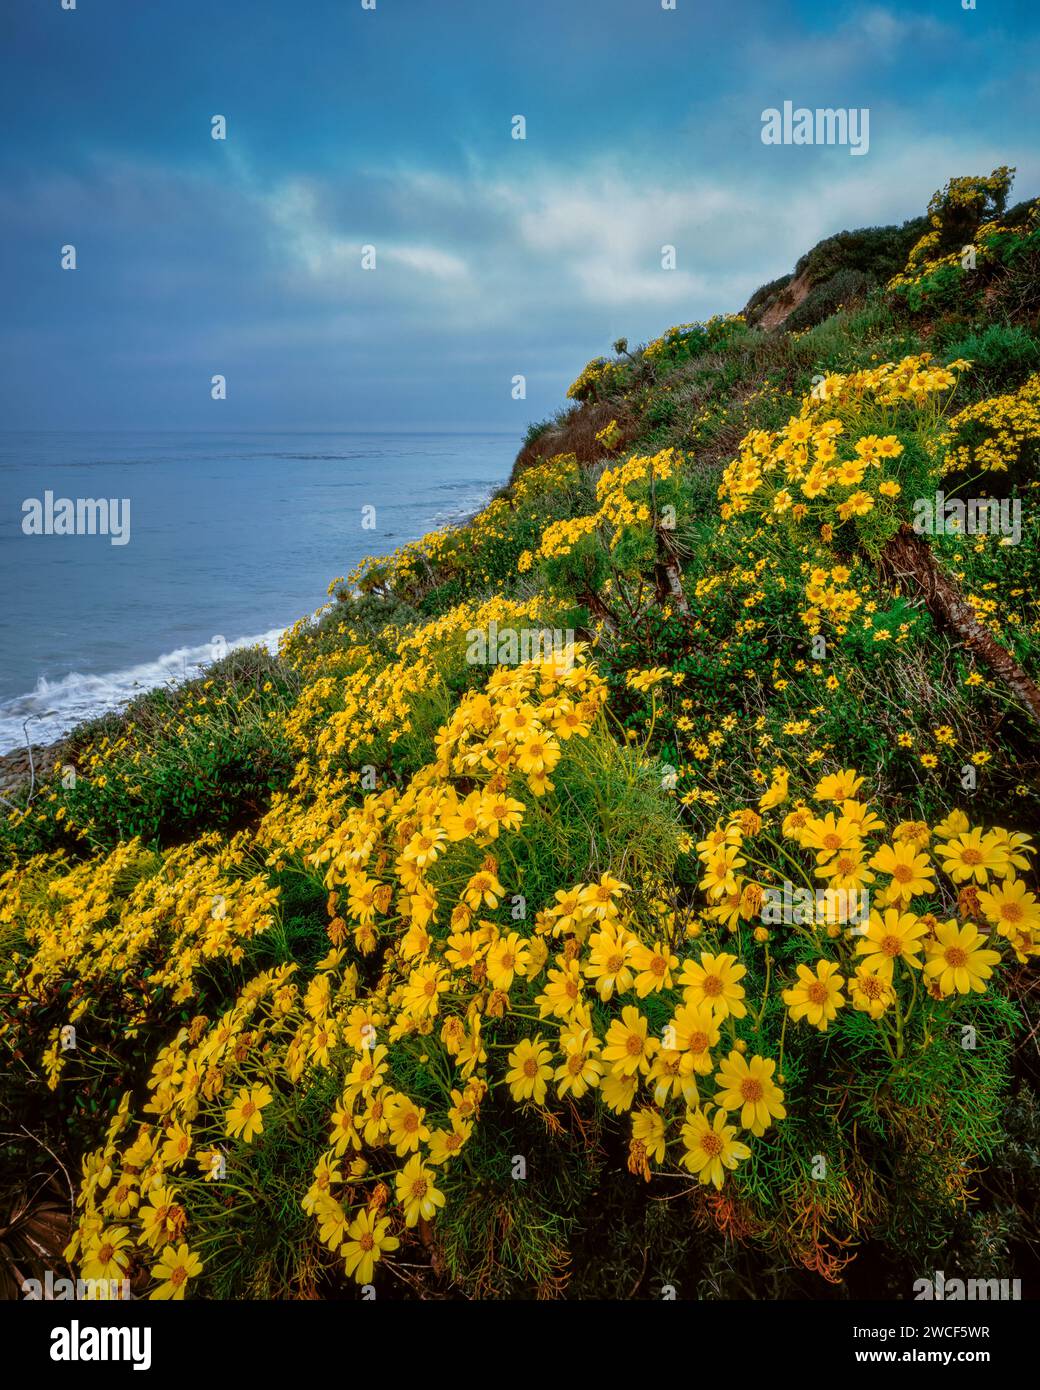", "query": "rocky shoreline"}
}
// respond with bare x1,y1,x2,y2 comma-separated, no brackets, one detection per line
0,741,61,799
